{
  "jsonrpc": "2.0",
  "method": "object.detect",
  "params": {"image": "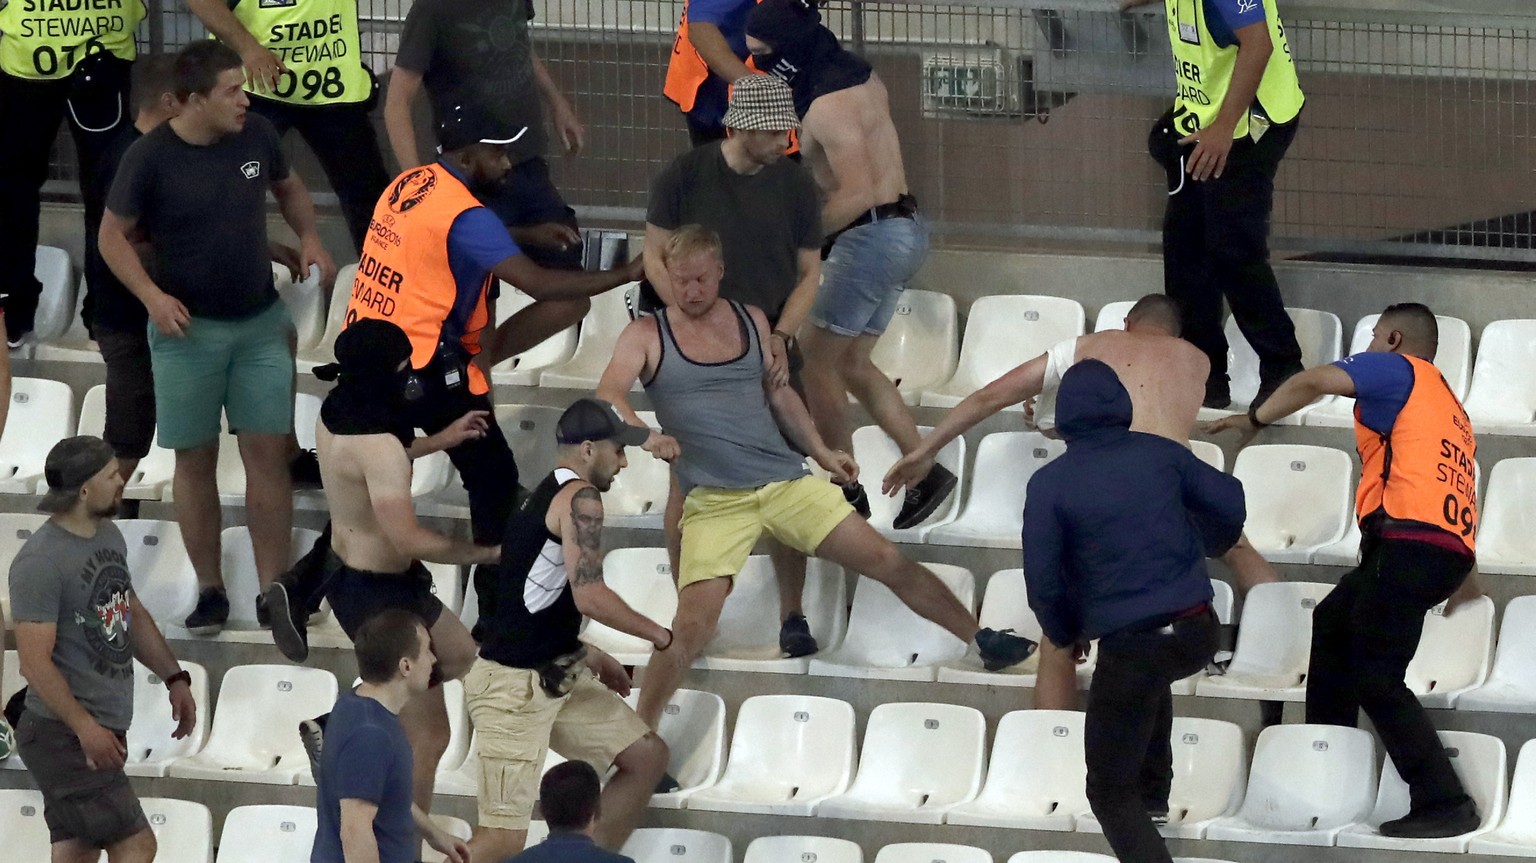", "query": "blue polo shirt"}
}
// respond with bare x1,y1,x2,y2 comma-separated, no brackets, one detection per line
1204,0,1268,47
438,159,523,341
1332,352,1415,435
311,690,415,863
507,832,635,863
